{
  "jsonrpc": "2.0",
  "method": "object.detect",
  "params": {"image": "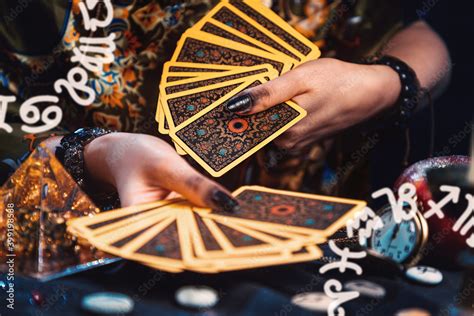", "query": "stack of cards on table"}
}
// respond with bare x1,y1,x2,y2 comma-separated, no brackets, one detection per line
156,0,320,177
67,186,365,273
